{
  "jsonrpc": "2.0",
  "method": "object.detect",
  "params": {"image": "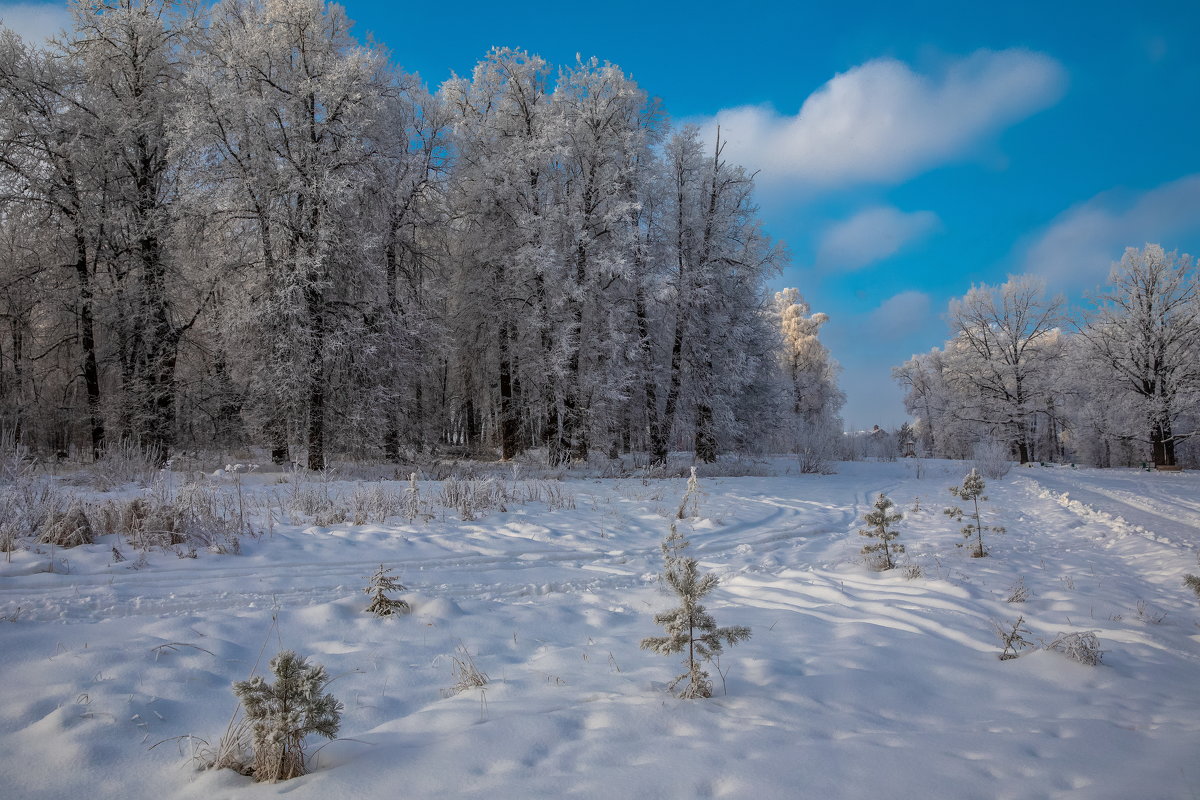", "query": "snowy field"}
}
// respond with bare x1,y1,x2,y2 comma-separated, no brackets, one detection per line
2,459,1199,799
